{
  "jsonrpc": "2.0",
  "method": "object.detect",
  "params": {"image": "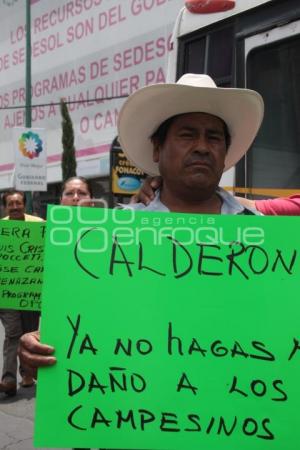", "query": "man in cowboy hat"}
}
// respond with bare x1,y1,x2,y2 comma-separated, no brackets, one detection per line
118,73,264,214
17,74,264,393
